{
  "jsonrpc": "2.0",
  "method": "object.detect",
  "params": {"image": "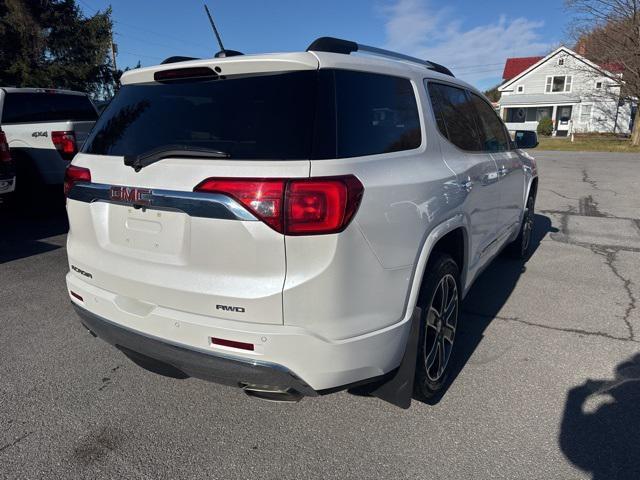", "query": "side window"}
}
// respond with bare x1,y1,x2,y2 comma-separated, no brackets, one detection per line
470,93,510,152
334,70,421,157
427,82,482,152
